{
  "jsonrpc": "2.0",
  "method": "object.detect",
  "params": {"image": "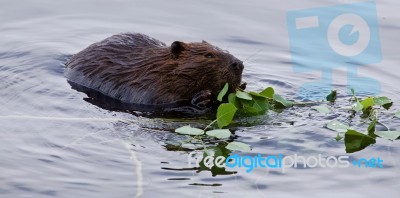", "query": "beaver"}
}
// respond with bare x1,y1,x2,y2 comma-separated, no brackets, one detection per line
65,33,245,112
